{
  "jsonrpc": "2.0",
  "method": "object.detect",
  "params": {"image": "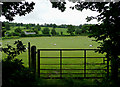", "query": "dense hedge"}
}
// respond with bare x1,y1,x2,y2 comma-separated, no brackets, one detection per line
2,36,20,40
2,33,91,40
